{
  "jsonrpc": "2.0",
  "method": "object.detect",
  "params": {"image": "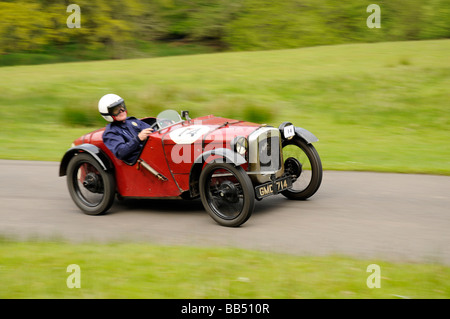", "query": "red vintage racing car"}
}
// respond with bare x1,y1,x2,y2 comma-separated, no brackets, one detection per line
59,110,322,227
